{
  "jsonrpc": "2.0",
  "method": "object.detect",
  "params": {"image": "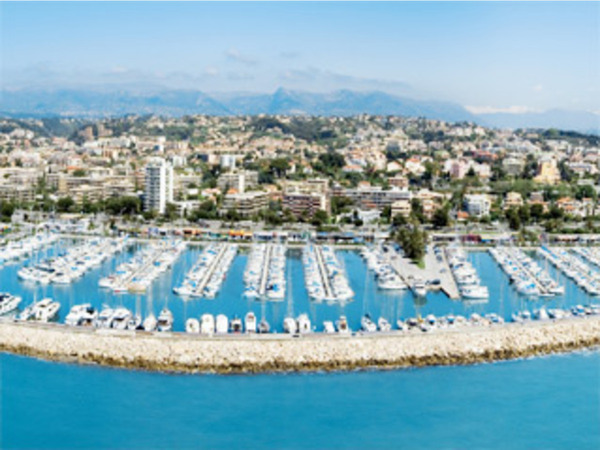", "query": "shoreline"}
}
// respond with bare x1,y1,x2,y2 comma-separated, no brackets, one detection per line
1,318,599,374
